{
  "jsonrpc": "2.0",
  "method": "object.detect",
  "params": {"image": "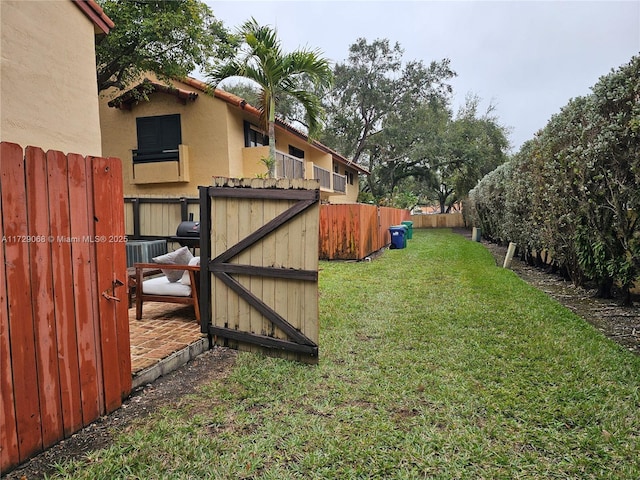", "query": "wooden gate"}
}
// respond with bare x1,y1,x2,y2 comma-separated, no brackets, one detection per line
1,142,131,473
199,178,320,362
